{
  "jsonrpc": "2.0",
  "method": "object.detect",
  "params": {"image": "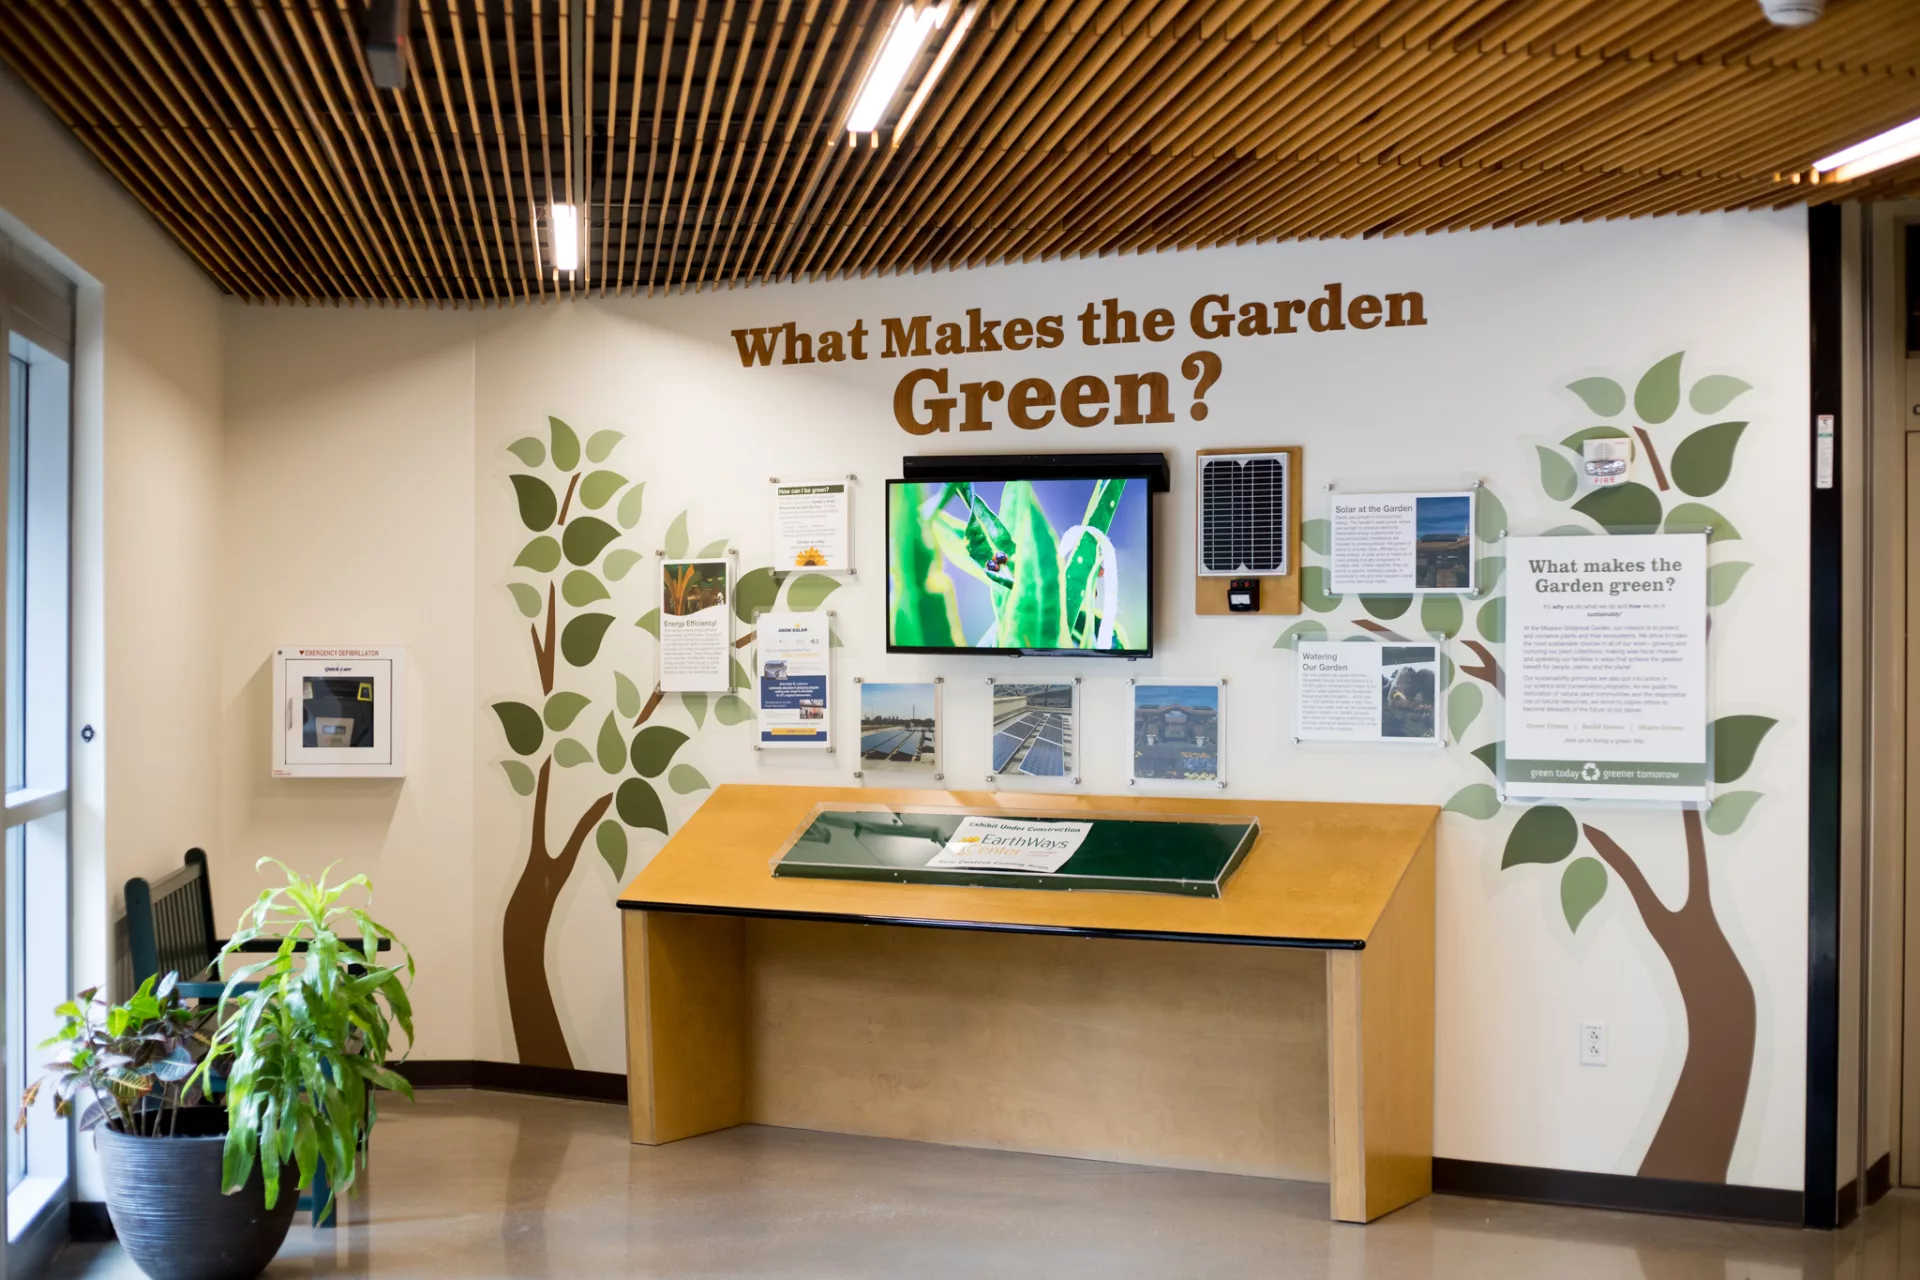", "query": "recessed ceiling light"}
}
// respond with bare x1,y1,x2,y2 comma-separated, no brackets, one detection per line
550,203,580,272
1814,117,1920,183
845,4,957,137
